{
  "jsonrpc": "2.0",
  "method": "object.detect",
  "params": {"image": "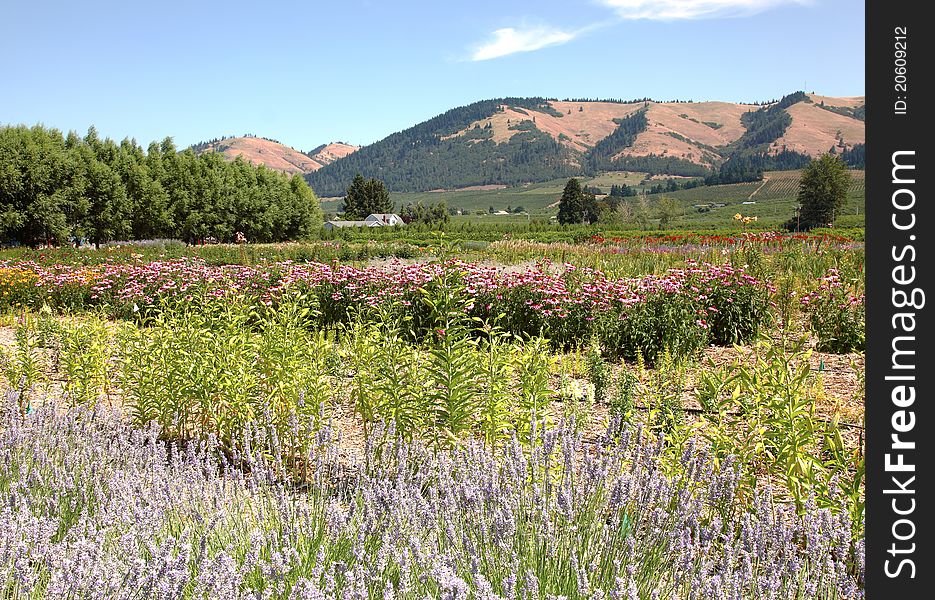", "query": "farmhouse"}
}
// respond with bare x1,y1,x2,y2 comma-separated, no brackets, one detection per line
324,213,405,230
365,213,404,226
